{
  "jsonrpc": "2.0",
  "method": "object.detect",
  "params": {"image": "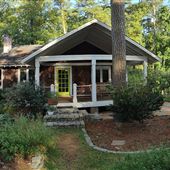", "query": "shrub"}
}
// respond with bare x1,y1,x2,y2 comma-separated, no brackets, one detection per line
0,89,5,114
110,77,164,122
0,117,53,161
3,82,47,117
0,114,14,126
